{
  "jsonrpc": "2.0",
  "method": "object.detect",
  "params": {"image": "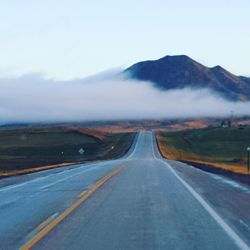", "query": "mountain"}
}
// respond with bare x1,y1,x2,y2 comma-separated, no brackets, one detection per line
124,55,250,101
